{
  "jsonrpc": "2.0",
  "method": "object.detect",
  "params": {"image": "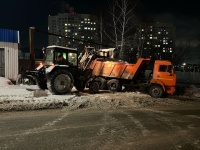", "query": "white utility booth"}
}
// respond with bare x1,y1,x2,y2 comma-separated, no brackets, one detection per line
0,28,19,81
